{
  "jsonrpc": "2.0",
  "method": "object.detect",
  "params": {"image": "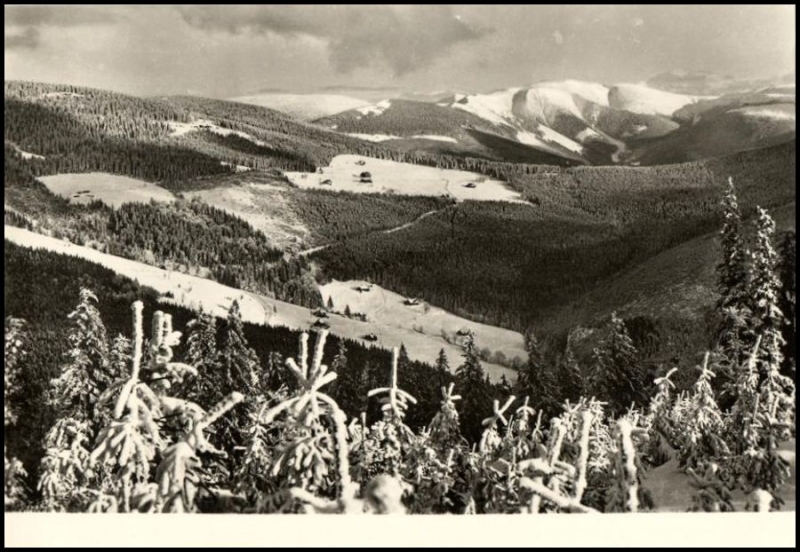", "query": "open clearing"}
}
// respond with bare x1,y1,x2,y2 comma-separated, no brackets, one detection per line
284,154,525,203
39,173,175,208
183,183,312,252
5,225,517,382
321,279,527,370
